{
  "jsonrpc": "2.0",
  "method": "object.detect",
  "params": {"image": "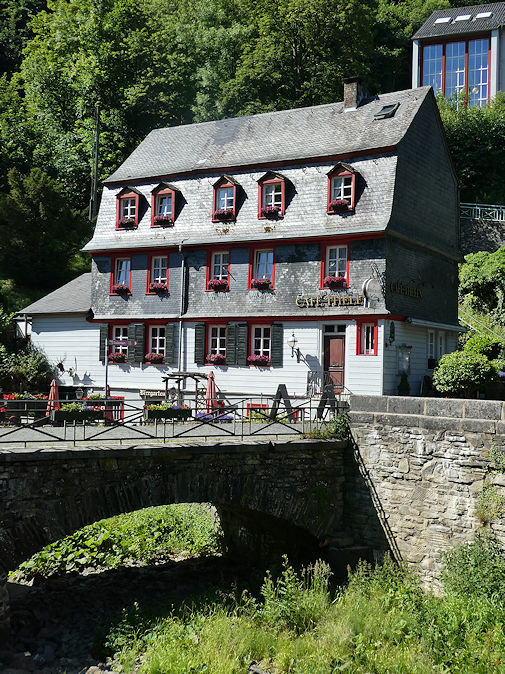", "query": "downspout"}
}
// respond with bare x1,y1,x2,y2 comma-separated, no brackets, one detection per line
177,242,187,372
